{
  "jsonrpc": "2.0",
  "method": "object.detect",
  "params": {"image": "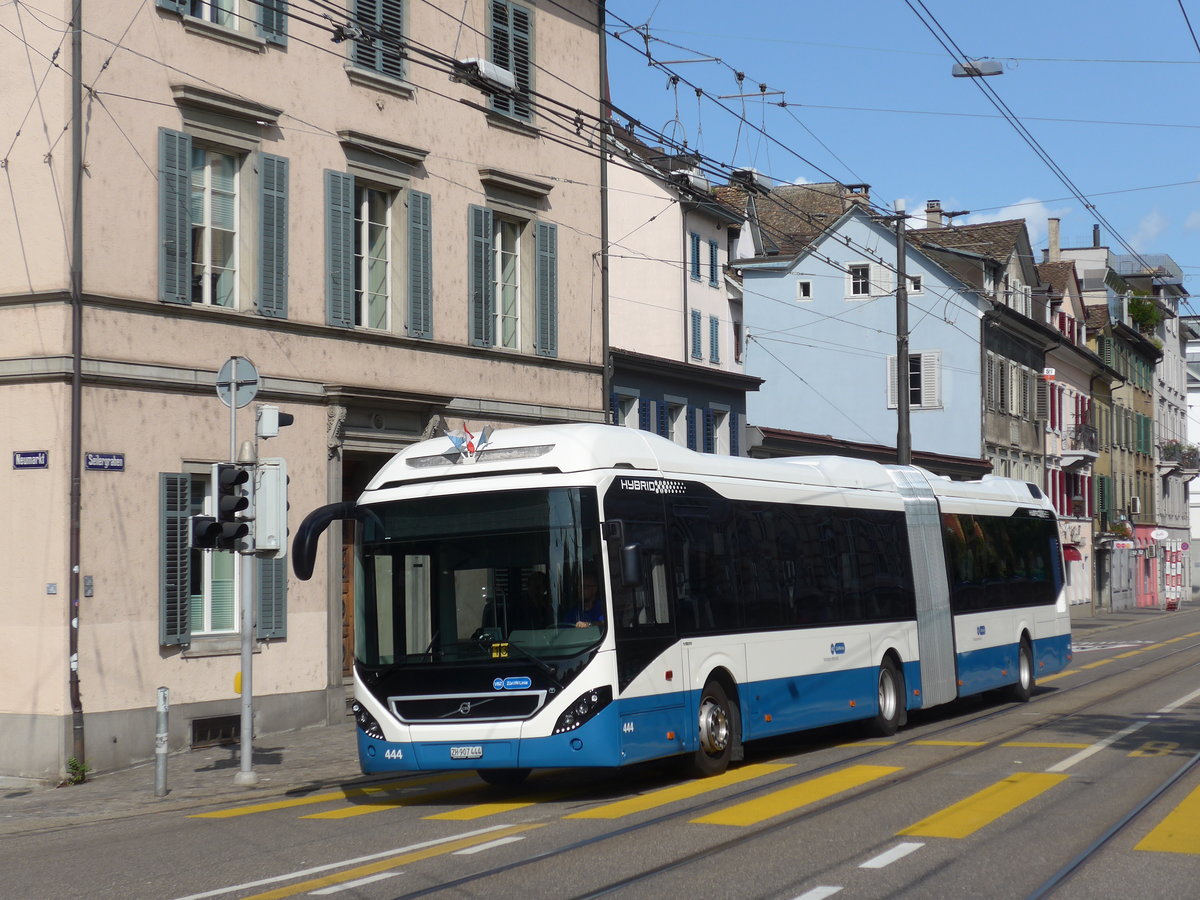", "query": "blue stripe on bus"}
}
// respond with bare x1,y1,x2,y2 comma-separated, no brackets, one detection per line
955,632,1071,696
